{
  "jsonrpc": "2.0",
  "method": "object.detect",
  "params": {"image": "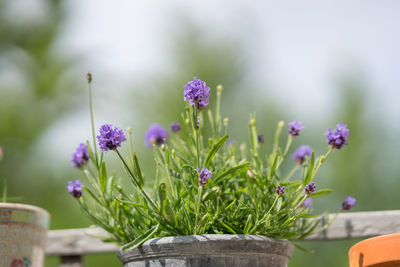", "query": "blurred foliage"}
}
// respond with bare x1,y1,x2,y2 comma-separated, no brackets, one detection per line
0,1,399,267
